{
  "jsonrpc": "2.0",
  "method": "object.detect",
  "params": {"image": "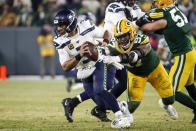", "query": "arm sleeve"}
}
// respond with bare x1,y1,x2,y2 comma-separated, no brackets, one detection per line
57,49,71,66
